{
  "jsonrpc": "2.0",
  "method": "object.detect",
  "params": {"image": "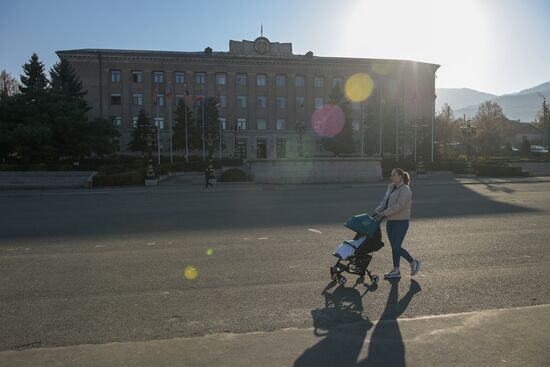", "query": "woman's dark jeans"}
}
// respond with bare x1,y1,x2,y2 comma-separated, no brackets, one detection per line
386,219,413,268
